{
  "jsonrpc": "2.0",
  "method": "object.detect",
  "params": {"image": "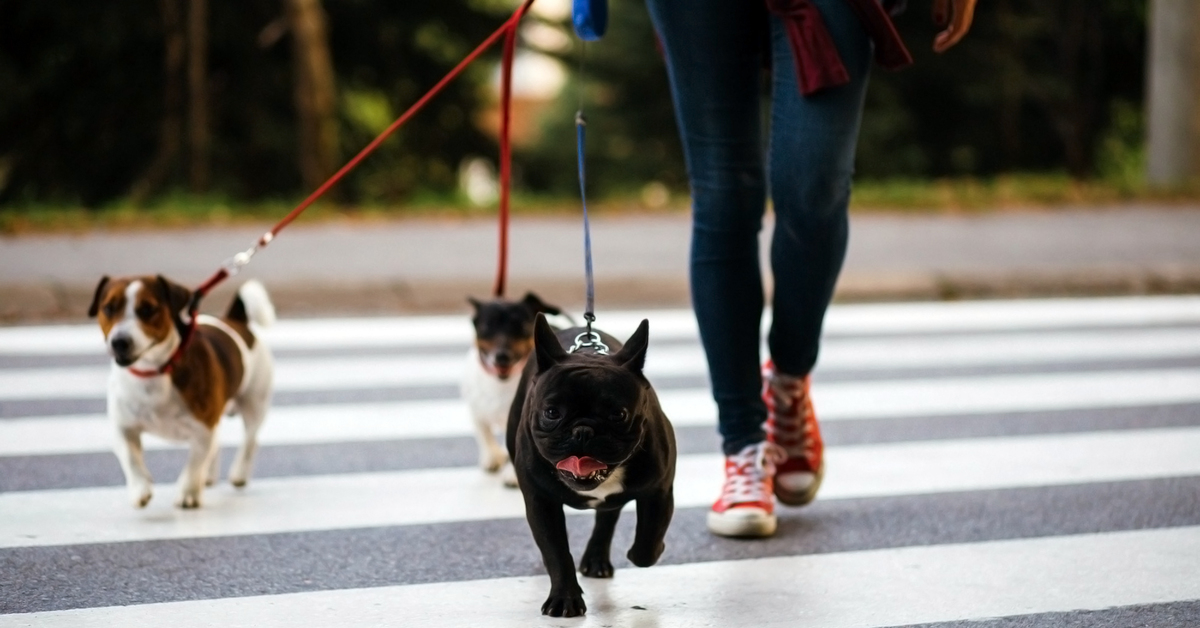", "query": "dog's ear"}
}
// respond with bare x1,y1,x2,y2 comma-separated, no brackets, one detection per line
467,297,484,325
533,313,567,372
614,319,649,373
521,292,562,316
87,275,111,318
155,275,193,317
